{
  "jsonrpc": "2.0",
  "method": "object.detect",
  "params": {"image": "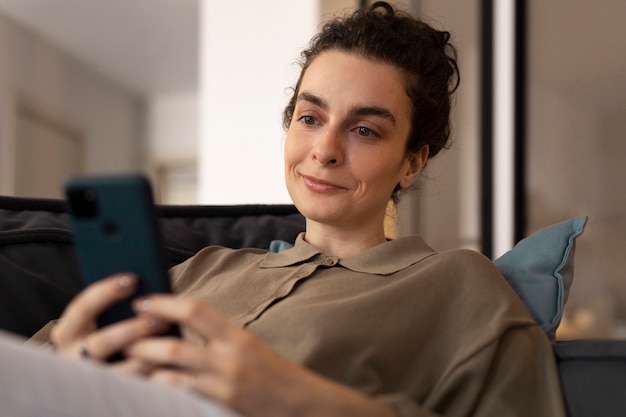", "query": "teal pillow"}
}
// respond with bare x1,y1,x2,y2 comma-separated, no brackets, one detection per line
269,216,588,342
494,216,588,341
269,239,294,253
